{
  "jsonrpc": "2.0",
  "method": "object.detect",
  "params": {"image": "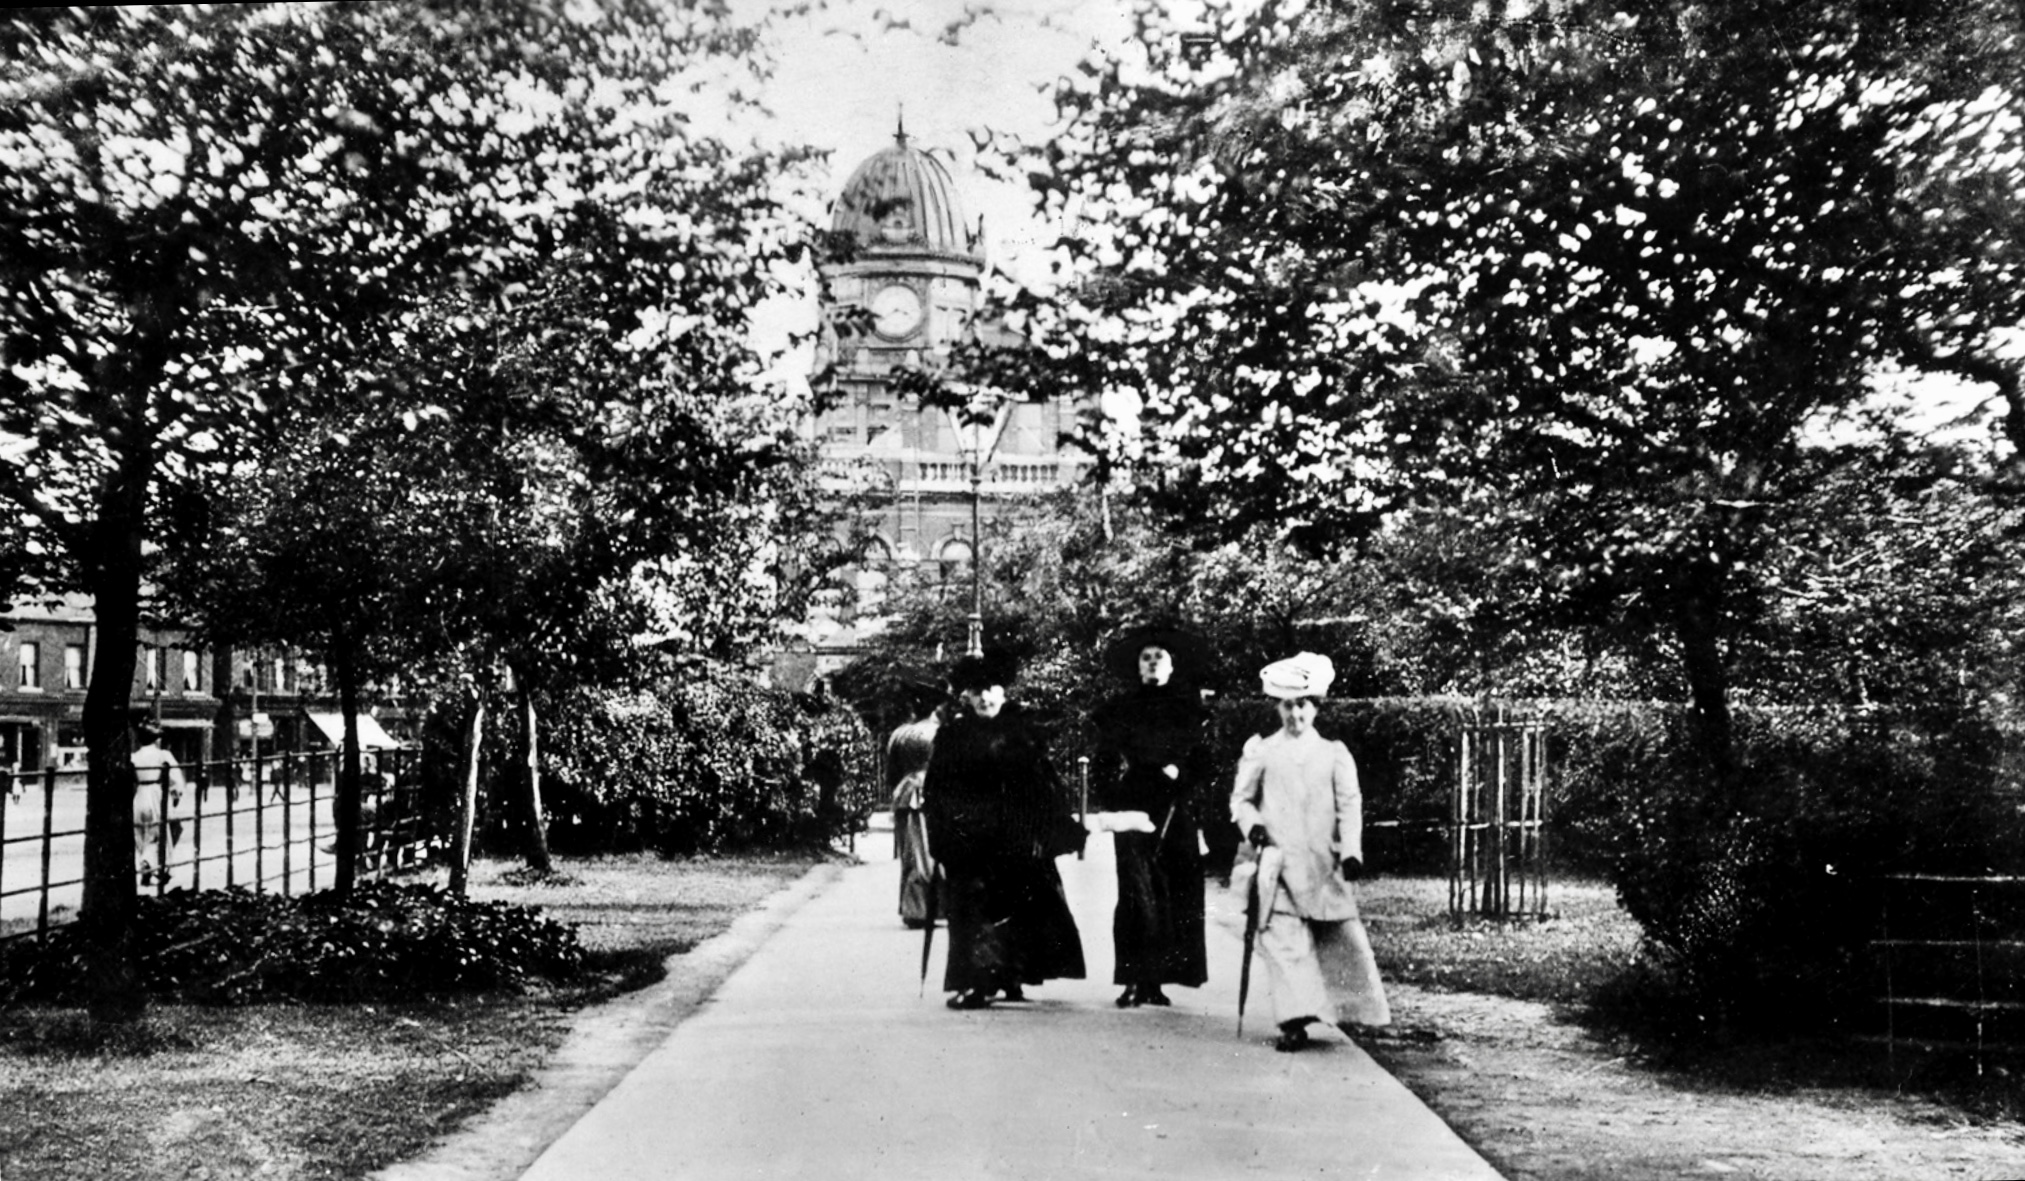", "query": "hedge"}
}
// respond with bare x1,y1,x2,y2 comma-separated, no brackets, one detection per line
1183,694,2021,1029
540,668,880,855
0,881,584,1005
